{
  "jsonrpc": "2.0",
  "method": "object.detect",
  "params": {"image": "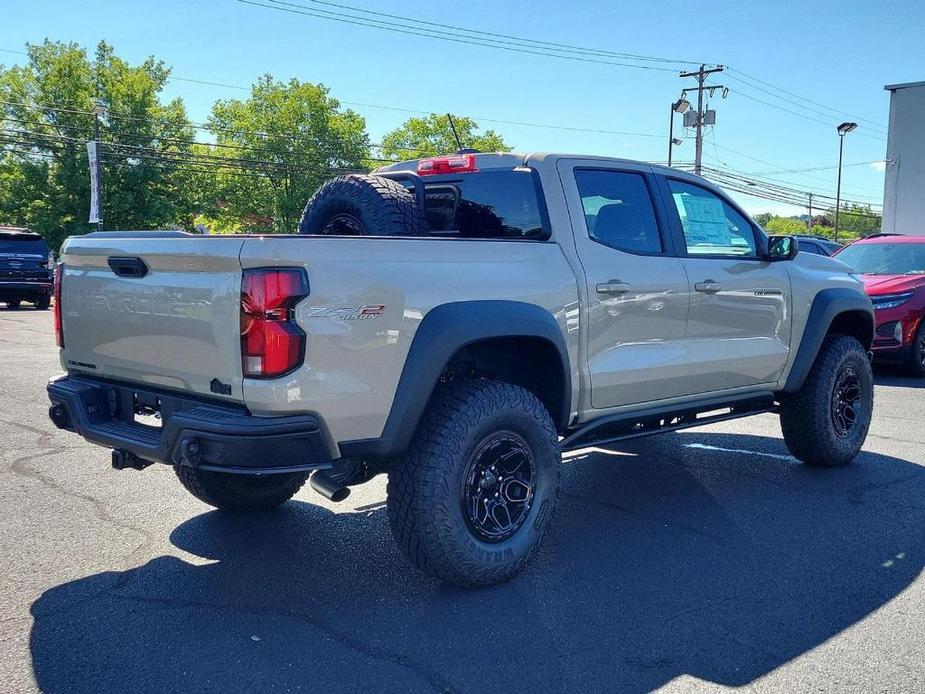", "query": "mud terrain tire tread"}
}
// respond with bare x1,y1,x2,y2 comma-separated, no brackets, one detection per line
298,174,425,237
780,334,873,467
387,379,561,587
